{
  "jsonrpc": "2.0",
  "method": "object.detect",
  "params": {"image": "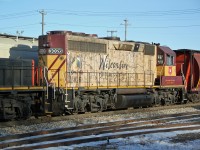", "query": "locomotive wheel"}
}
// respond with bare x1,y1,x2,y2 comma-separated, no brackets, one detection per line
22,107,32,119
15,107,22,120
97,102,102,112
183,99,188,104
161,98,165,105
